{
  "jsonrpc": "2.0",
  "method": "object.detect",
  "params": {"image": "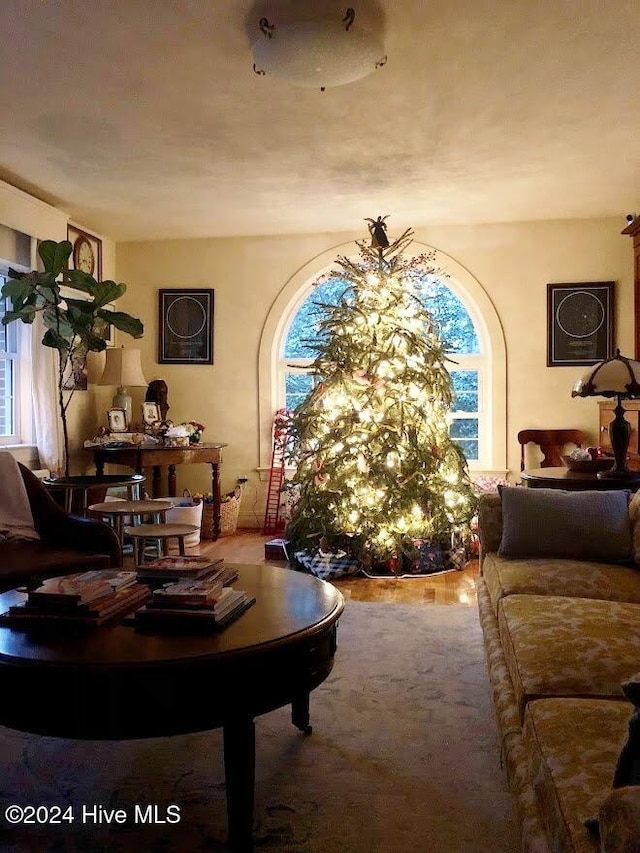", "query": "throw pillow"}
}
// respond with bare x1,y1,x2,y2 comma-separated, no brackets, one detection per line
498,486,632,561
